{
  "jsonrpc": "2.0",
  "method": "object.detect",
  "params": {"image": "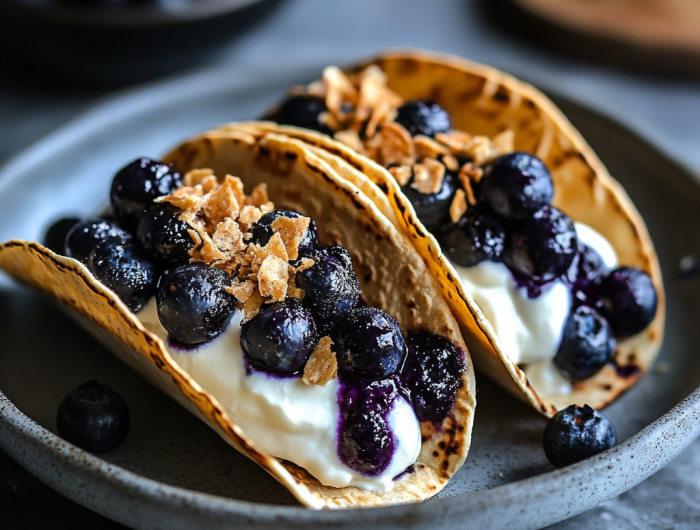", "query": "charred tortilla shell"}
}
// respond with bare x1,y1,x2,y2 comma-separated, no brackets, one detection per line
240,50,664,416
0,129,476,508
